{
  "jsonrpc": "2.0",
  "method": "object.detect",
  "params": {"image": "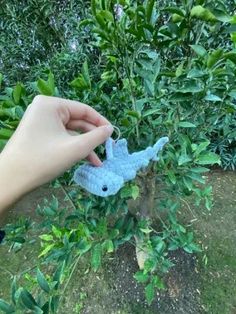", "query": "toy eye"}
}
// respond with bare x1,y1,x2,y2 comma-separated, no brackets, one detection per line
102,185,108,192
